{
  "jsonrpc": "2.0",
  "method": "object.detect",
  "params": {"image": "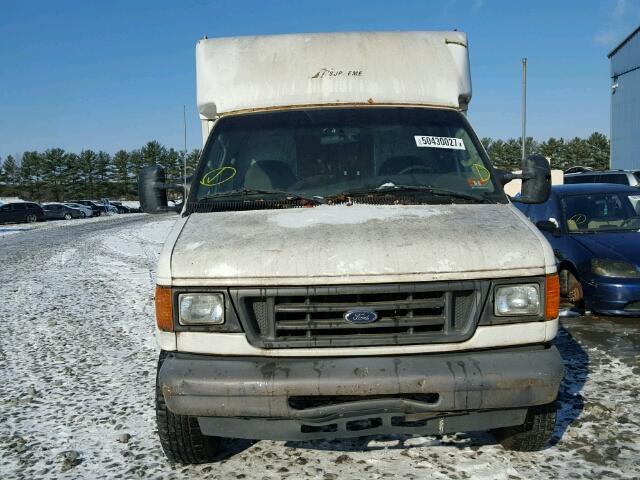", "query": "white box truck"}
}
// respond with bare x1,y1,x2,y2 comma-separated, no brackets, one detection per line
139,31,563,464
